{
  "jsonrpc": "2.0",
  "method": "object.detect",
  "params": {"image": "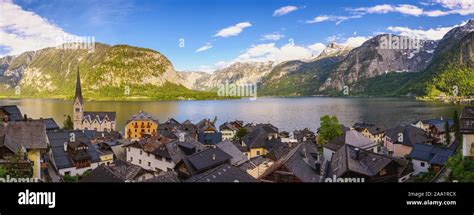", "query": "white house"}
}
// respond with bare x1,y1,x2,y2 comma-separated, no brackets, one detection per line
460,106,474,157
47,131,101,177
124,137,206,172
